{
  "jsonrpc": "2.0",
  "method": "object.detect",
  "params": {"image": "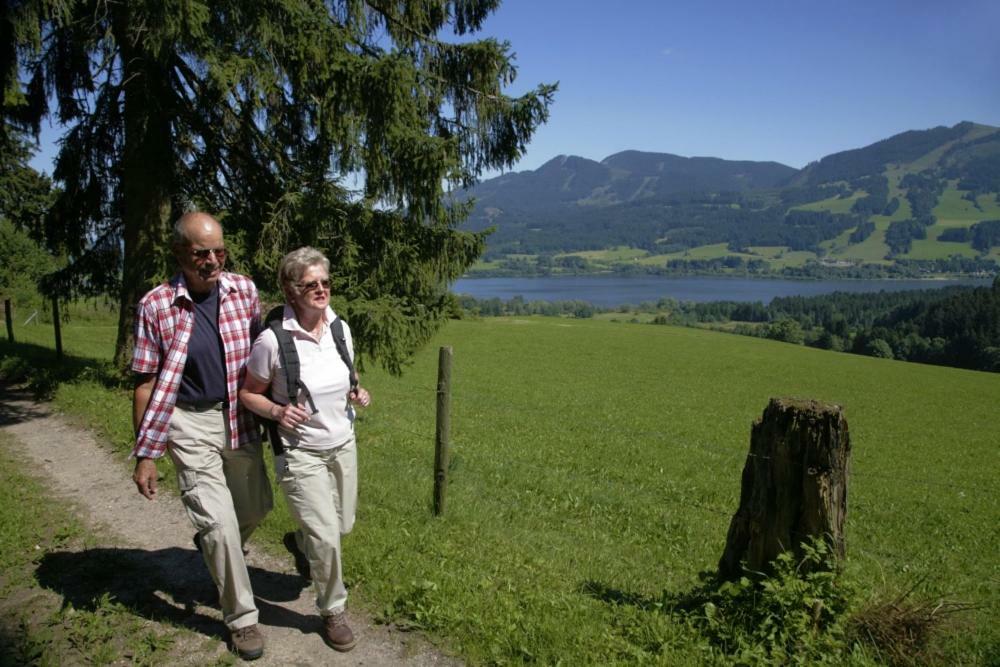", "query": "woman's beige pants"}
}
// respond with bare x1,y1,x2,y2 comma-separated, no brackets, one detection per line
276,438,357,615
